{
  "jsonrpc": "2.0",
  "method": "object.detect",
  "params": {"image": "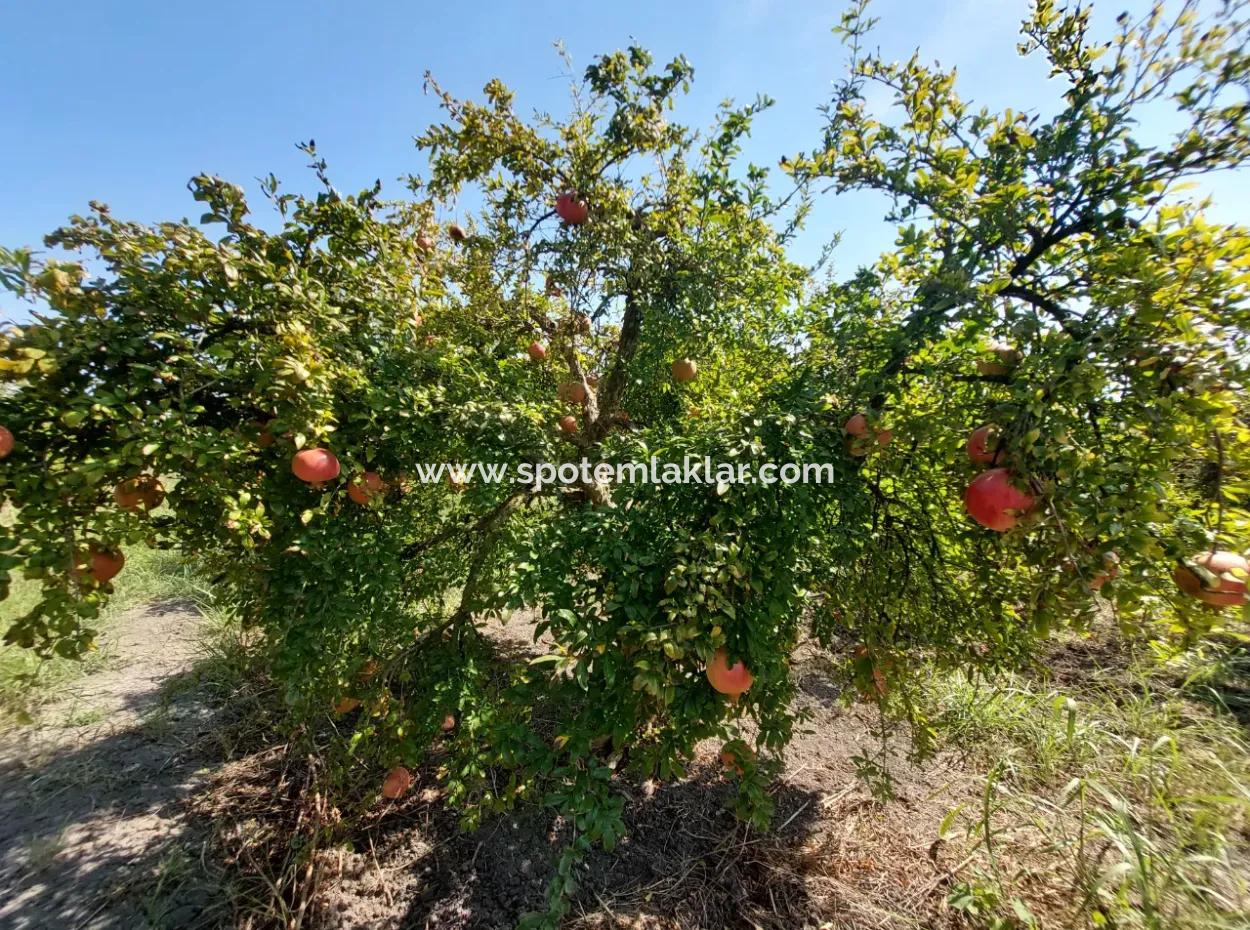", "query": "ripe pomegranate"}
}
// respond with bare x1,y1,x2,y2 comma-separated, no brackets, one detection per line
706,648,753,698
347,471,386,506
292,448,340,483
441,714,457,732
1091,551,1120,591
84,546,125,584
1174,550,1249,609
843,413,891,456
672,359,698,383
416,232,435,253
448,223,467,242
976,342,1023,377
0,425,13,459
559,415,579,434
558,381,587,405
720,745,753,776
527,341,547,362
967,424,1001,465
381,766,414,800
555,192,589,225
964,468,1036,532
114,475,165,512
333,697,361,714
